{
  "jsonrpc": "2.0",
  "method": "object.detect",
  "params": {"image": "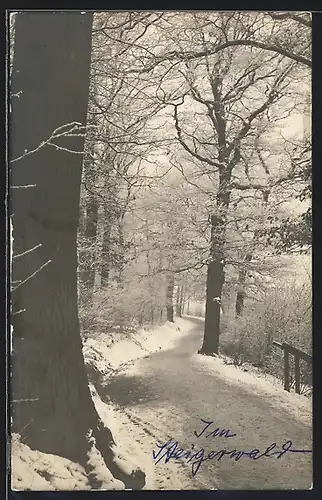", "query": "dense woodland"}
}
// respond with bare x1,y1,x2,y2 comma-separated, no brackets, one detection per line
10,11,311,489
